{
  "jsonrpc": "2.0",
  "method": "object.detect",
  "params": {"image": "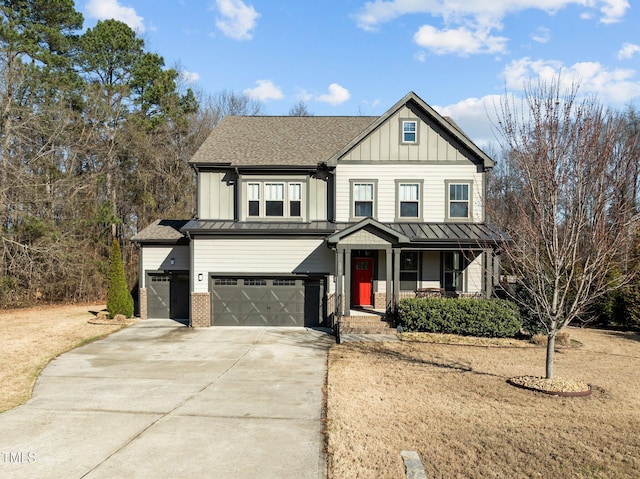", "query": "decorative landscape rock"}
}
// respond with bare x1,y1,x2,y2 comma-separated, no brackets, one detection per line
508,375,592,397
